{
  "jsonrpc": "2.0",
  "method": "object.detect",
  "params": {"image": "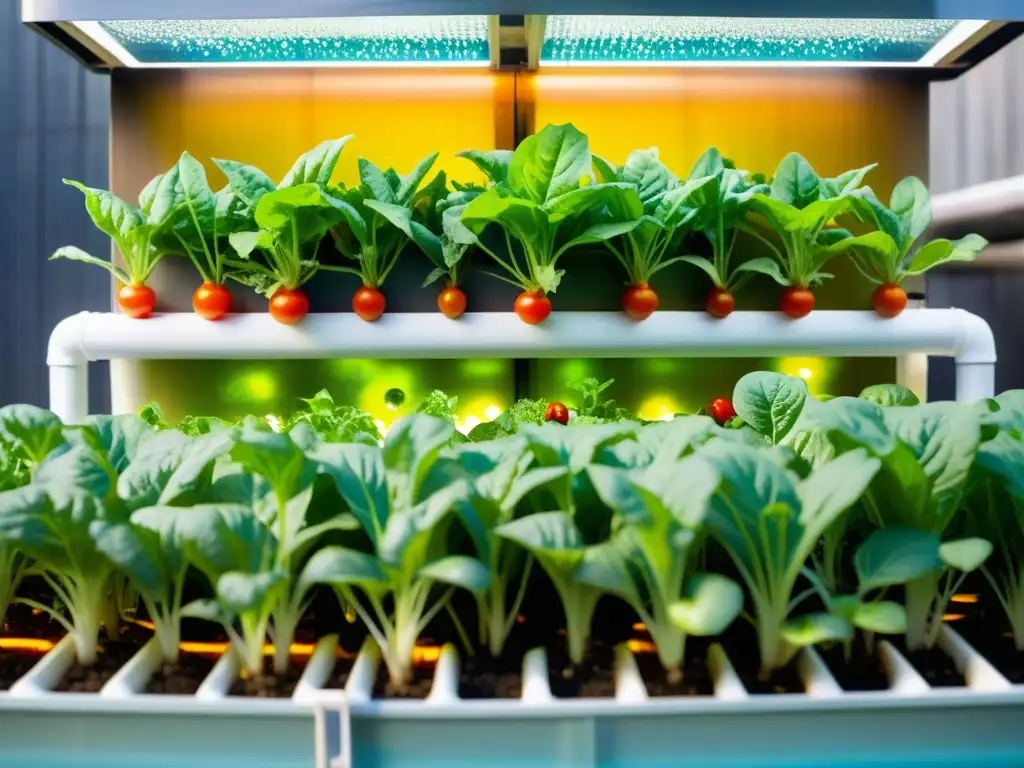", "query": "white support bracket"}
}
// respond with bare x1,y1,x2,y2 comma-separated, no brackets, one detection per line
45,309,998,423
314,695,353,768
